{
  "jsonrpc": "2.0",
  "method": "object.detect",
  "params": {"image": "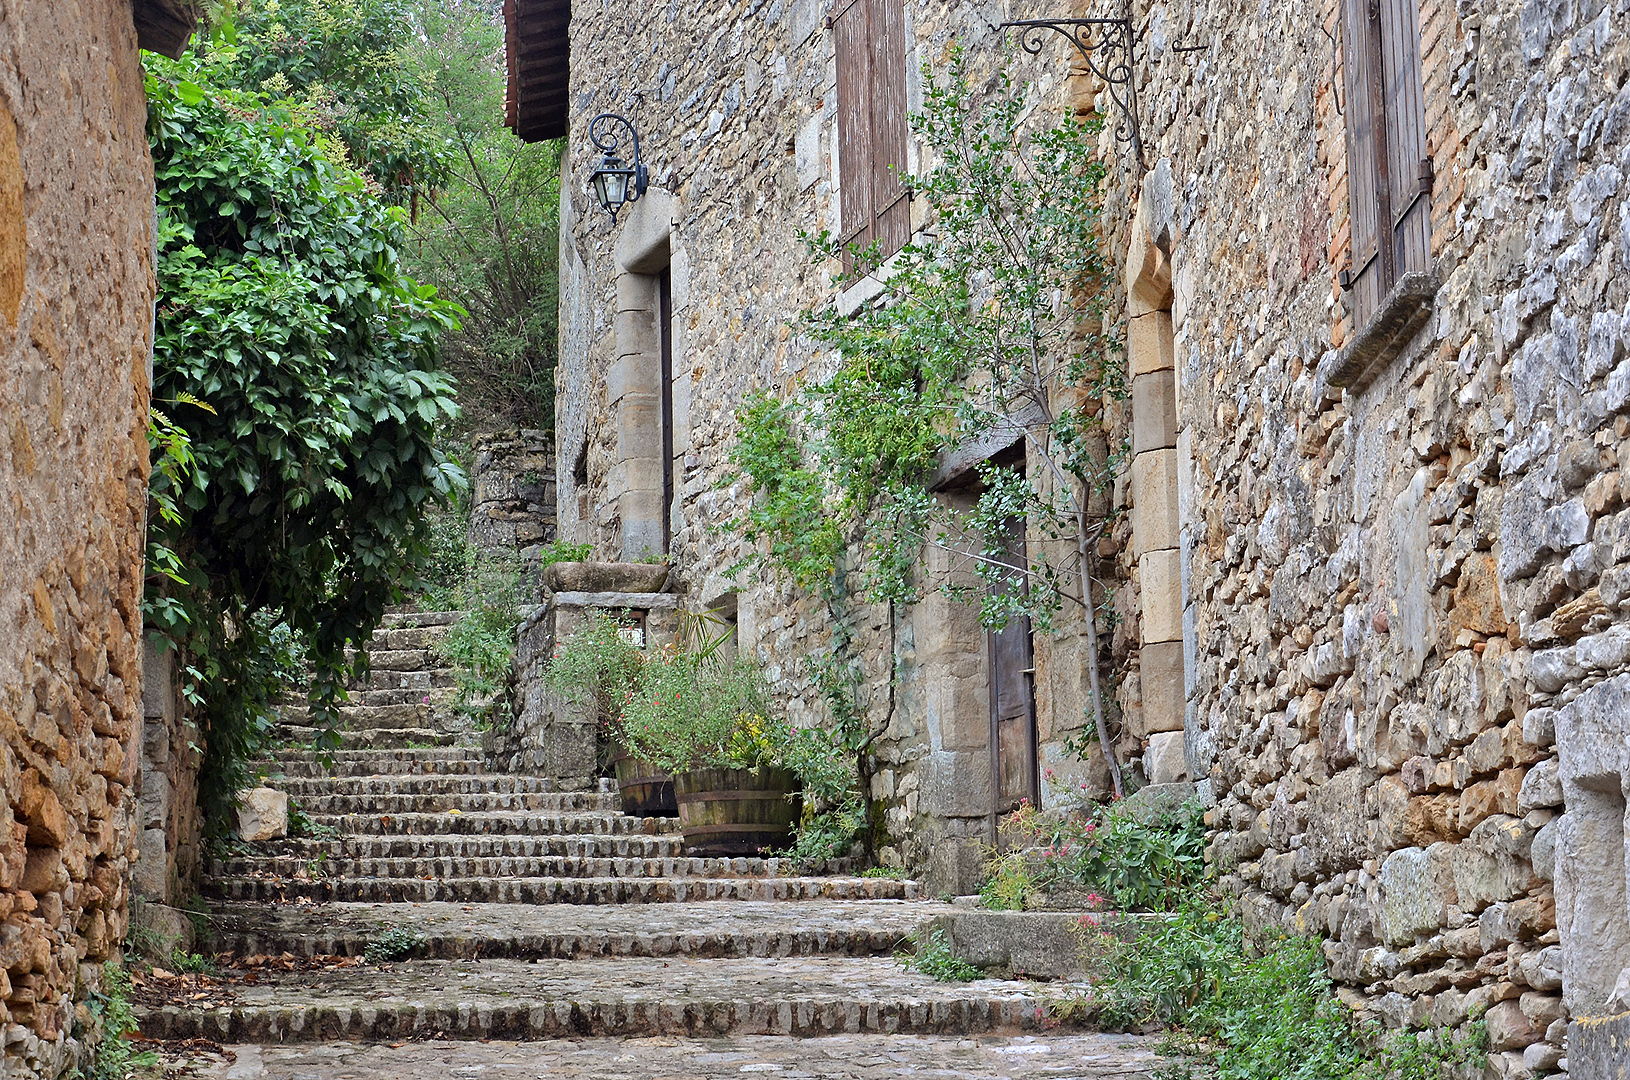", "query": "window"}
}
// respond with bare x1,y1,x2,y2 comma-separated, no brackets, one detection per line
832,0,910,273
1340,0,1431,326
